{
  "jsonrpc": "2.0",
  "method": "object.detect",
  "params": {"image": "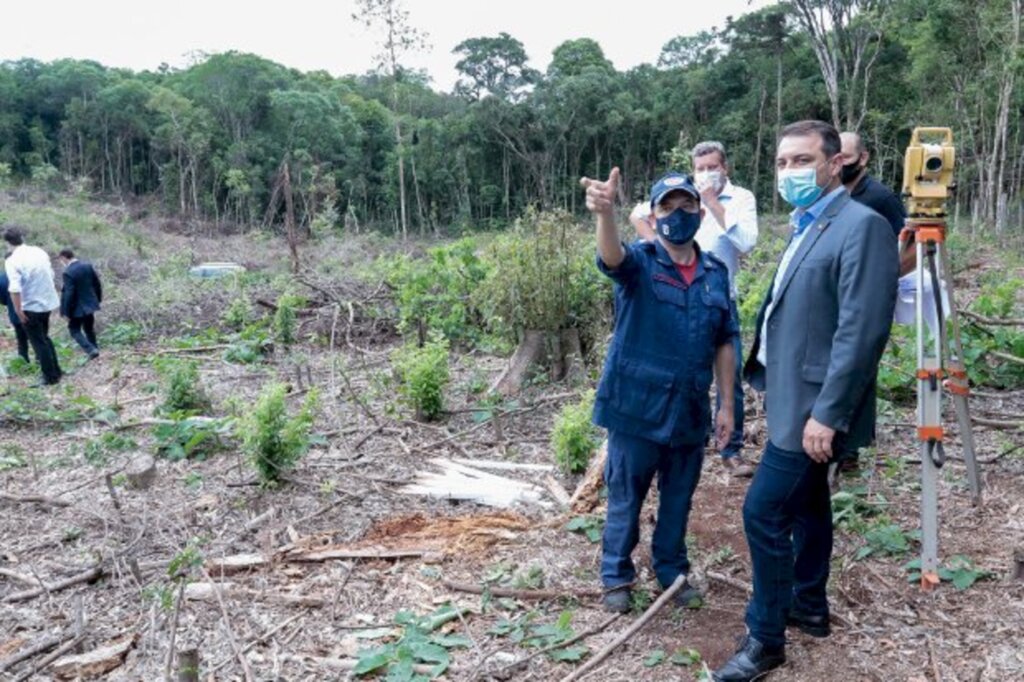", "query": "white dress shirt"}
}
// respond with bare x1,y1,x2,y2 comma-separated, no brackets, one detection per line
4,244,60,313
695,180,758,299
